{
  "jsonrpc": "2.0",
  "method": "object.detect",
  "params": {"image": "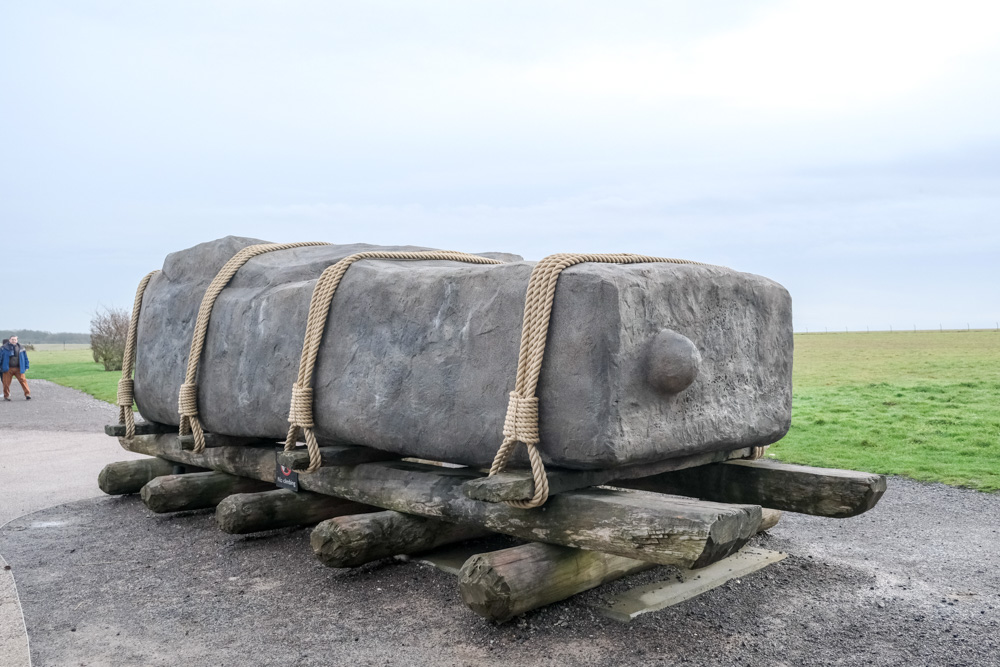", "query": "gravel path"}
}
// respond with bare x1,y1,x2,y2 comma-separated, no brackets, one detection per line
0,380,142,667
1,383,998,666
